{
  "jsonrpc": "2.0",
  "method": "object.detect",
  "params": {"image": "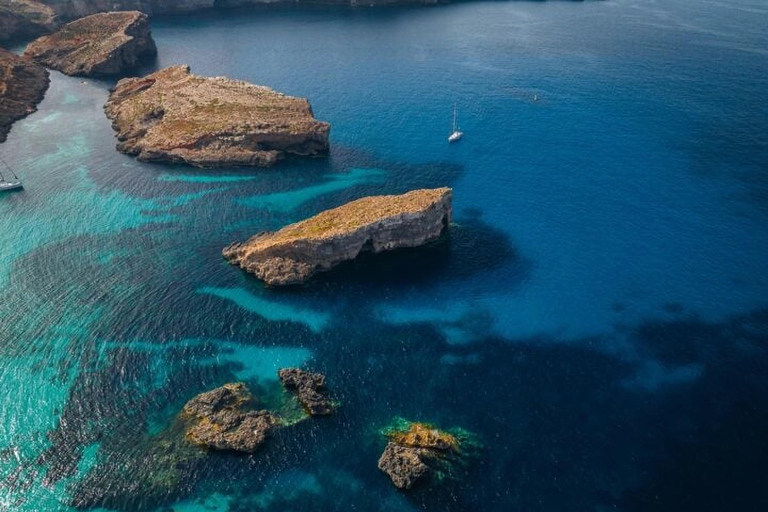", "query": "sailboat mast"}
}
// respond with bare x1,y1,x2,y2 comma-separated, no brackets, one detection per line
452,103,457,132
